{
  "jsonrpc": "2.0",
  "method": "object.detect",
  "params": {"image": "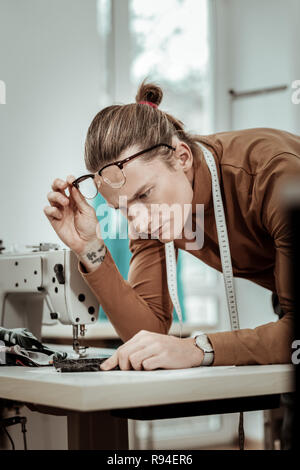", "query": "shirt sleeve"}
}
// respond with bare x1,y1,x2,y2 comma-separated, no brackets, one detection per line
77,237,175,342
207,153,299,366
